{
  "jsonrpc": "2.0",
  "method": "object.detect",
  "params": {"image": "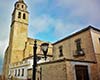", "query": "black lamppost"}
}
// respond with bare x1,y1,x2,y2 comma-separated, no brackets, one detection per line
32,40,49,80
41,43,49,61
33,40,37,80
